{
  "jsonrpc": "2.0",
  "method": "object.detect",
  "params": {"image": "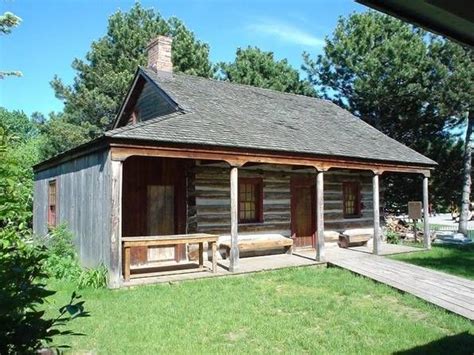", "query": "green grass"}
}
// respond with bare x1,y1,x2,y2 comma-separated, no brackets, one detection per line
391,244,474,280
45,267,473,354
